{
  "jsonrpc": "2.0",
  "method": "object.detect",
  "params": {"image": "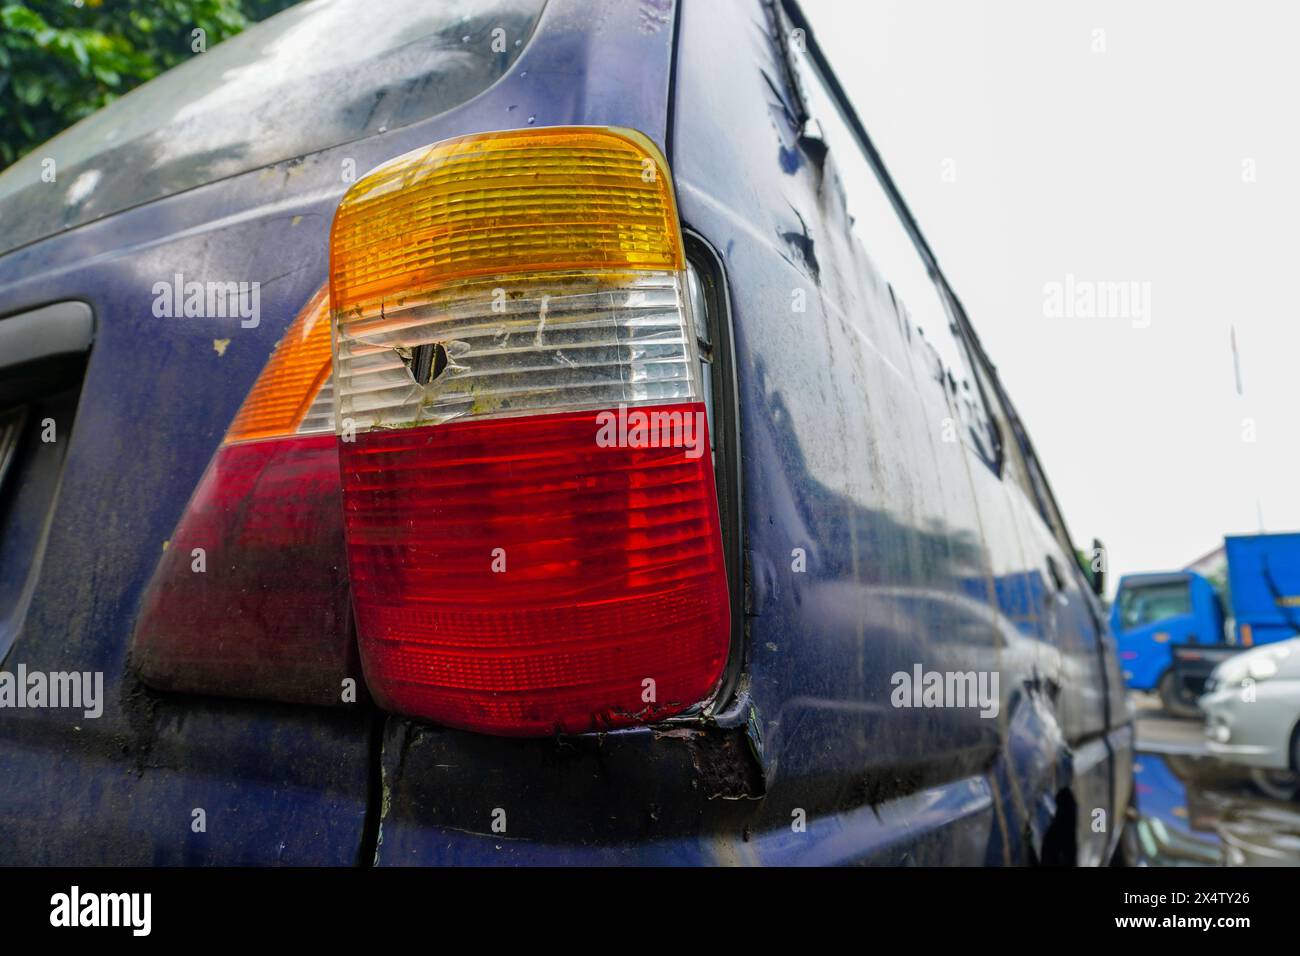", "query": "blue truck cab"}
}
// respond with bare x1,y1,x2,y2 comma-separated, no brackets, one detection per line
1112,571,1224,692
